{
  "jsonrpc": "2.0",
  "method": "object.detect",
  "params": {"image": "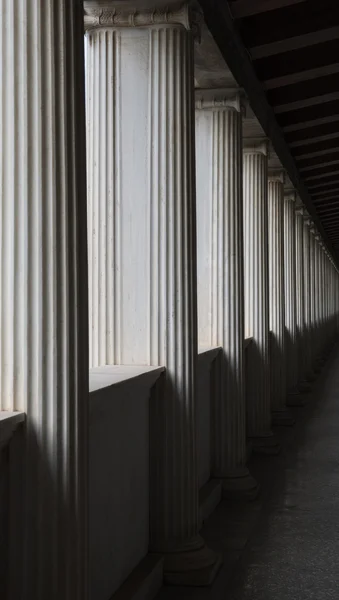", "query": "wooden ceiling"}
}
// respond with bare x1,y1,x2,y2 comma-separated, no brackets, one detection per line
228,0,339,252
